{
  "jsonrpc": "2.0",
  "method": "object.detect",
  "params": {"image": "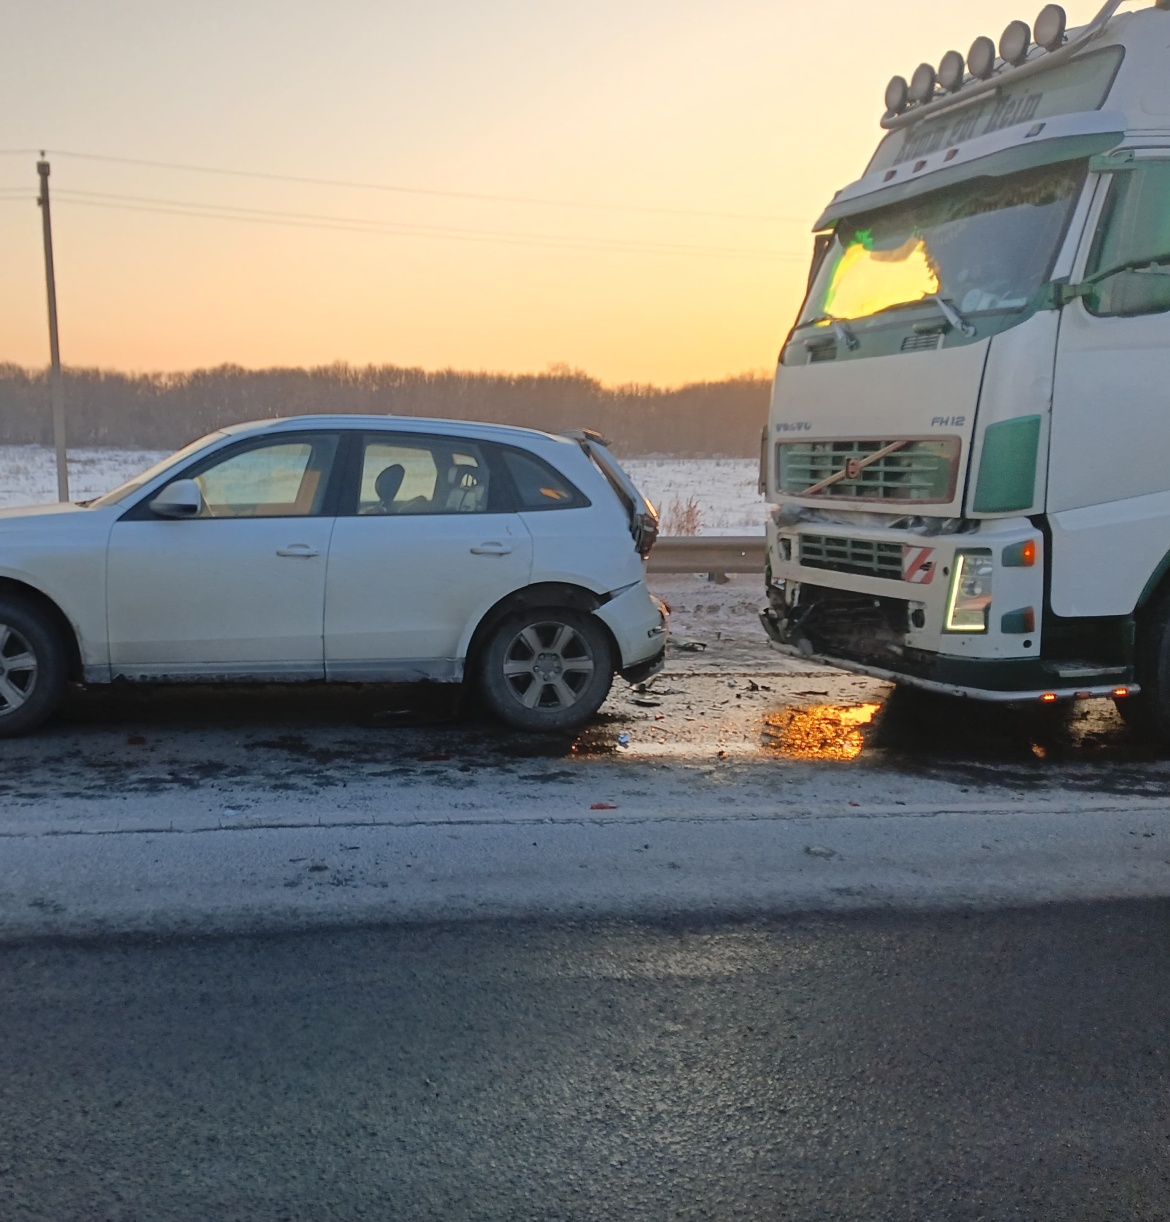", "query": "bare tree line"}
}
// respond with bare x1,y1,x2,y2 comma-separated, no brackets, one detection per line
0,363,769,458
